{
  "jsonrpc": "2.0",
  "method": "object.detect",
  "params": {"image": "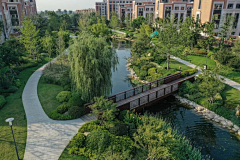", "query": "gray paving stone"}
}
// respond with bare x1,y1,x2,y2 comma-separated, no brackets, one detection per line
22,62,96,160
